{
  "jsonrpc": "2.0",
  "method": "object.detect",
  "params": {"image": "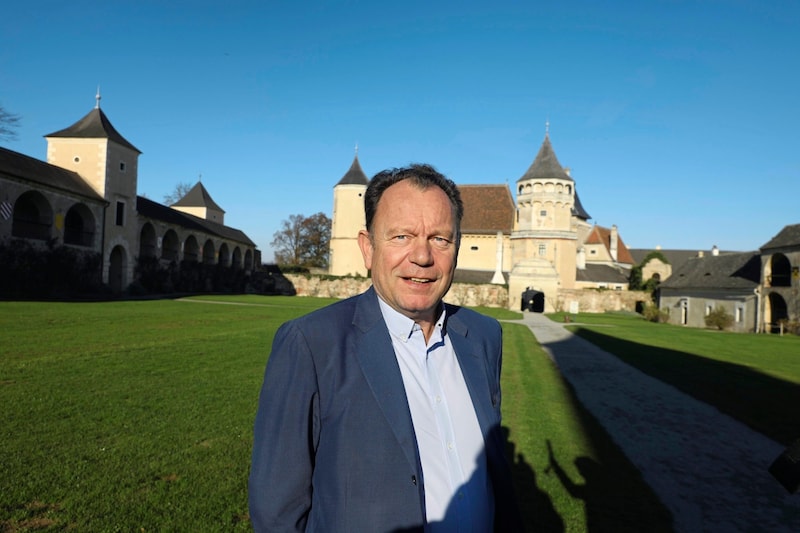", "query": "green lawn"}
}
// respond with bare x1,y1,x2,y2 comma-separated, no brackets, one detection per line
10,298,793,531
